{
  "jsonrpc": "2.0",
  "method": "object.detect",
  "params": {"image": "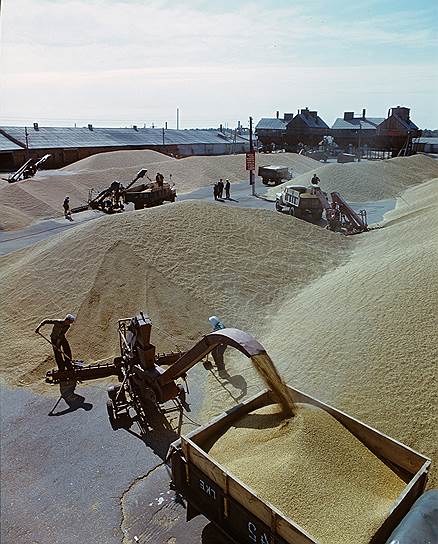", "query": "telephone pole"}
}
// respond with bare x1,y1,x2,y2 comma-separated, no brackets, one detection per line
249,116,255,196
